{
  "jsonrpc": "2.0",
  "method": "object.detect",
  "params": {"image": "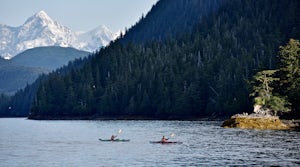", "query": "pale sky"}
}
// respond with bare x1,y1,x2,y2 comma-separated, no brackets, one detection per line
0,0,158,32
